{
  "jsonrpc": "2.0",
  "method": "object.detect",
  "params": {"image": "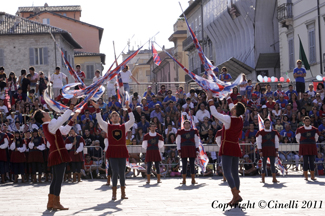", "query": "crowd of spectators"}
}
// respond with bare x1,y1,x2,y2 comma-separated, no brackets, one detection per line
1,59,325,182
